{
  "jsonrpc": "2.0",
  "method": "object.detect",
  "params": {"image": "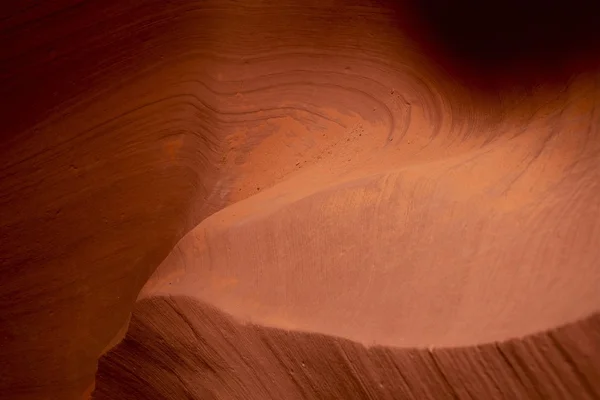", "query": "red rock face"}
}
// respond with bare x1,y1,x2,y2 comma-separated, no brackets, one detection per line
1,1,599,399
